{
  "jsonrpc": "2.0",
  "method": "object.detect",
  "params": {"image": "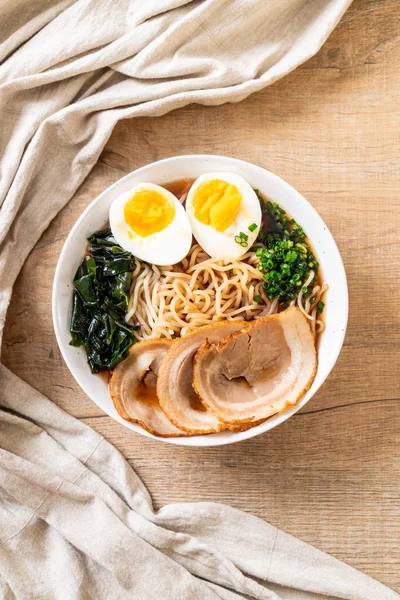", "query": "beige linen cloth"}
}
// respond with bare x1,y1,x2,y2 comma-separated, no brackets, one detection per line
0,1,397,599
